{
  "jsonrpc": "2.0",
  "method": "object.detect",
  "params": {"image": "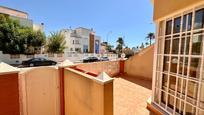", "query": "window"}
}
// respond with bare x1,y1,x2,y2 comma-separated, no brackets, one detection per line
187,13,192,31
75,48,81,53
194,9,204,29
173,17,181,33
182,15,187,32
169,75,176,91
162,74,168,90
167,95,174,109
184,58,188,76
33,58,41,61
187,81,198,100
83,45,88,53
155,6,204,114
40,58,46,61
164,39,171,54
172,38,179,54
166,20,172,35
154,88,160,103
176,100,184,114
163,56,169,72
75,40,80,44
189,58,201,79
181,13,193,31
177,78,186,94
185,36,190,55
161,91,167,104
180,37,185,54
179,57,184,75
198,109,204,115
185,103,196,114
170,57,178,73
191,34,203,55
